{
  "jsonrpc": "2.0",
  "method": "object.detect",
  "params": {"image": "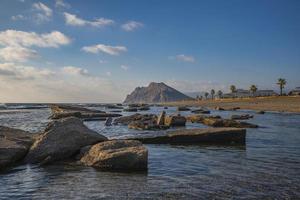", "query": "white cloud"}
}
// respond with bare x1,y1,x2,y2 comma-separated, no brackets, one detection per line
82,44,127,55
0,62,133,103
106,71,111,76
175,54,195,63
63,12,114,27
11,14,25,21
0,30,71,48
121,21,143,32
32,2,53,23
55,0,70,9
0,63,55,80
62,66,89,76
0,46,38,62
120,65,129,70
